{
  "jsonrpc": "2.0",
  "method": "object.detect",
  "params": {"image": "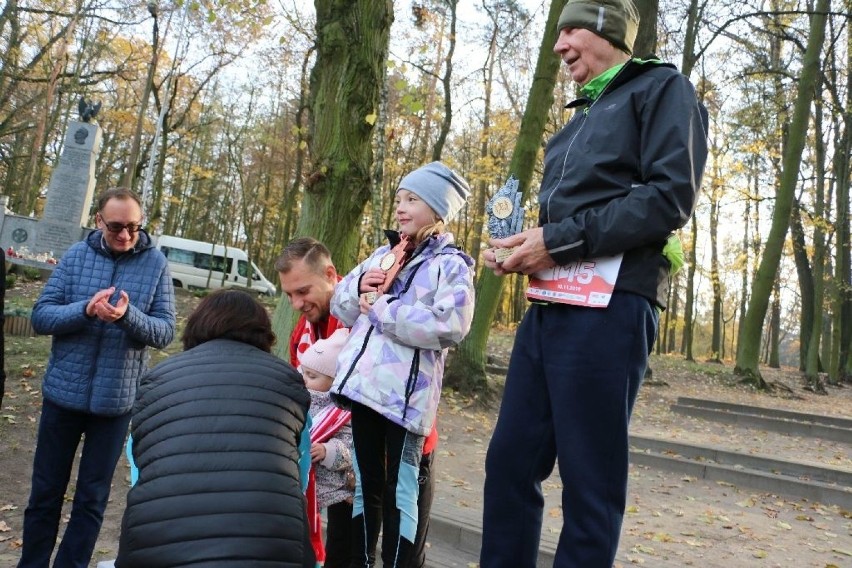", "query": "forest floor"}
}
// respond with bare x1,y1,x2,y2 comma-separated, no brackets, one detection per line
0,280,850,567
